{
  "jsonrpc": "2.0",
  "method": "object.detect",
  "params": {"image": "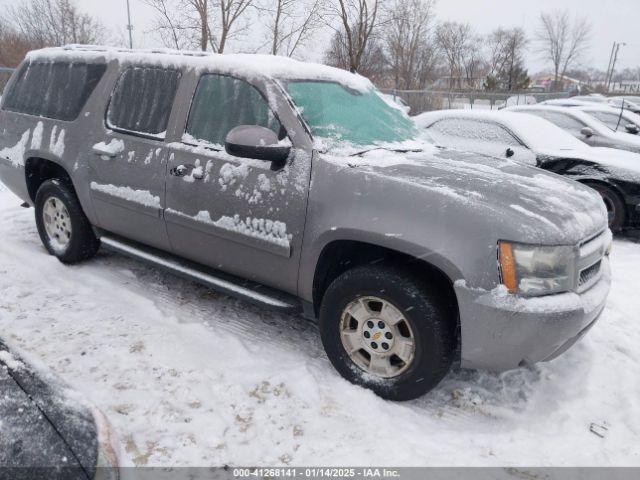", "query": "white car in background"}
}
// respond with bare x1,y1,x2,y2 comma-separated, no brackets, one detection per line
414,109,640,229
576,105,640,135
543,96,640,114
507,105,640,155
